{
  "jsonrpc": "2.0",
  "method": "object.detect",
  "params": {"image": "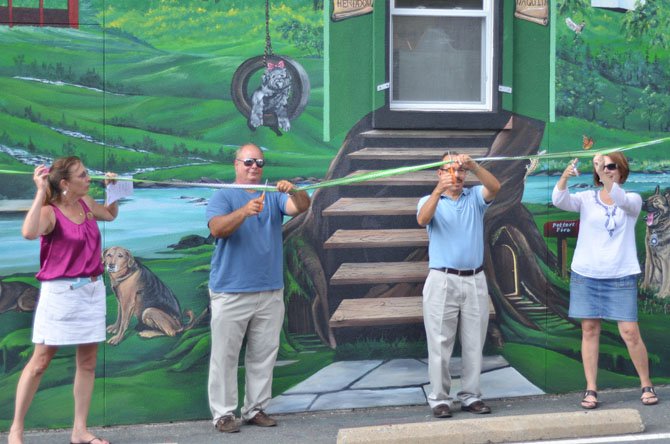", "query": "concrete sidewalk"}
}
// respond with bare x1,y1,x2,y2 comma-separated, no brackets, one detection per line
2,386,667,444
